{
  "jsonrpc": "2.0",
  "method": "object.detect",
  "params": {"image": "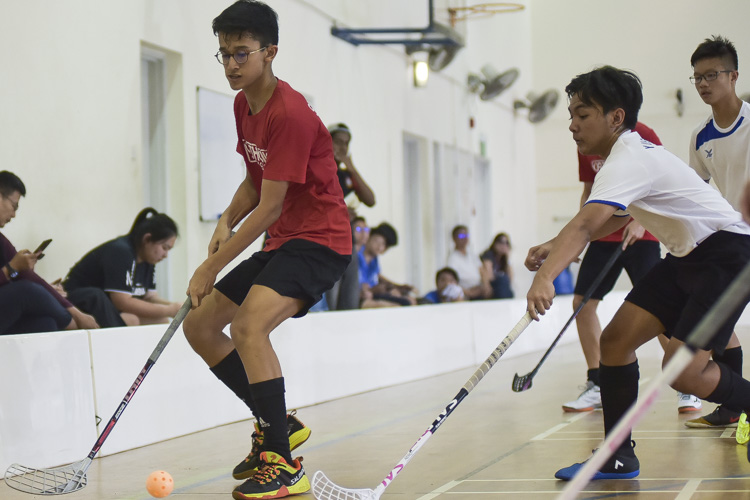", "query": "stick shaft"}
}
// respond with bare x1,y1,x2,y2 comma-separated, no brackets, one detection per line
374,313,533,495
87,298,191,460
558,260,750,499
528,245,623,378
